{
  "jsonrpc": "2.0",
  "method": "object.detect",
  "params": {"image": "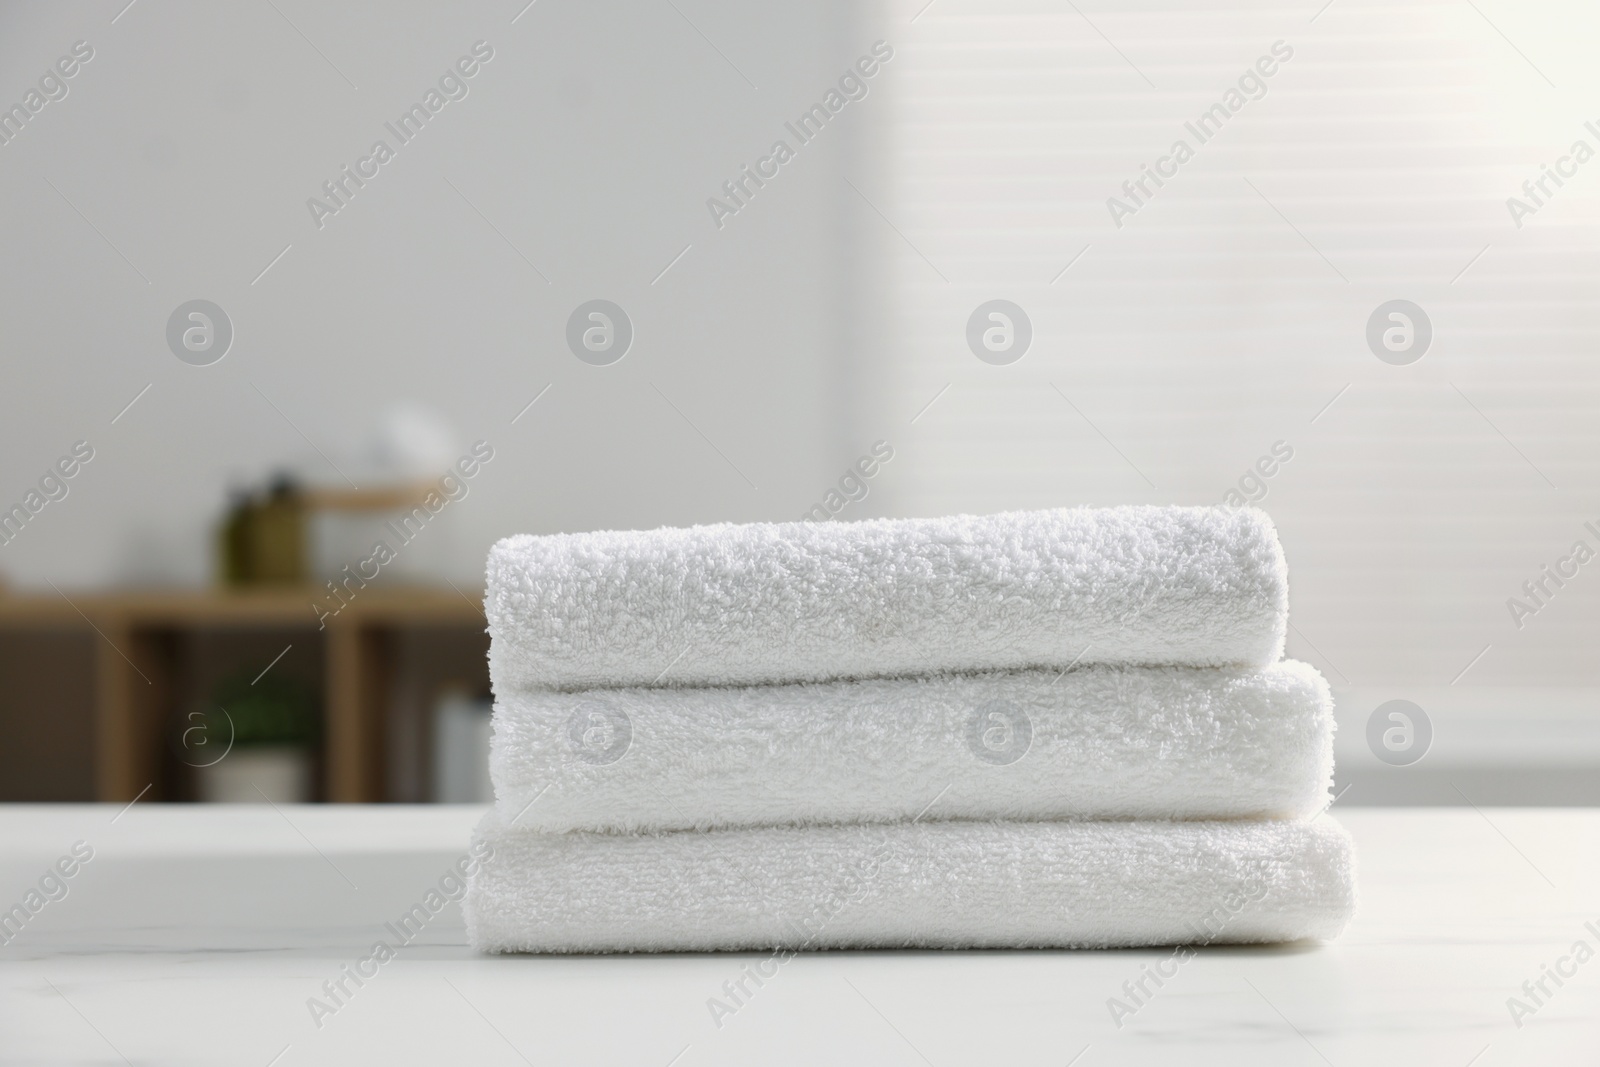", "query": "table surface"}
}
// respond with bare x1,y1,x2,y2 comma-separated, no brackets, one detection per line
0,805,1595,1066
